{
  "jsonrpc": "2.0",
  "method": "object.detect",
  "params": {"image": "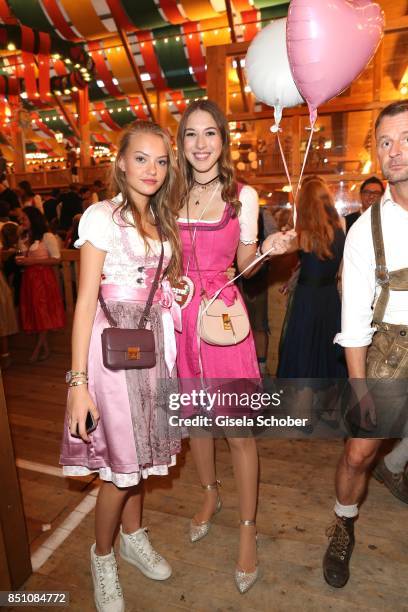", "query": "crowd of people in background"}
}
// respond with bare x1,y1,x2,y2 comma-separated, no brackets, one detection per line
0,178,108,366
